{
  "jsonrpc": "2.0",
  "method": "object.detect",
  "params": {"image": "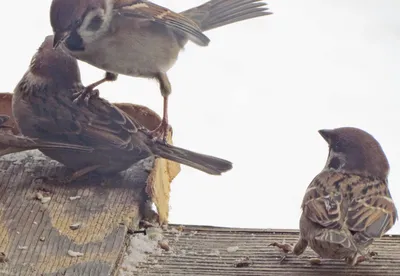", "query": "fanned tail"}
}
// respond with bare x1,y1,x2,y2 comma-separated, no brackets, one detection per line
181,0,272,32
